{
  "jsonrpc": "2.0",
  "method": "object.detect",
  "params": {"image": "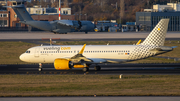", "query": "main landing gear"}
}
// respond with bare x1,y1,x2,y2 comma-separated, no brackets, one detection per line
82,65,101,72
83,67,89,72
94,65,101,71
39,63,43,71
54,32,67,34
82,63,89,72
